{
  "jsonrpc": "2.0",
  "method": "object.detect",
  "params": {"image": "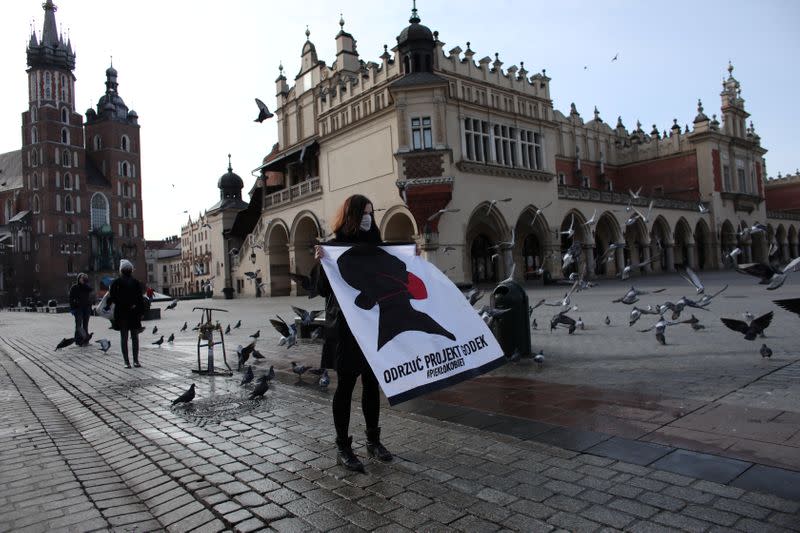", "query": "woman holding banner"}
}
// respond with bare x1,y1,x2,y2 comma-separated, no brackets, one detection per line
313,194,393,472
